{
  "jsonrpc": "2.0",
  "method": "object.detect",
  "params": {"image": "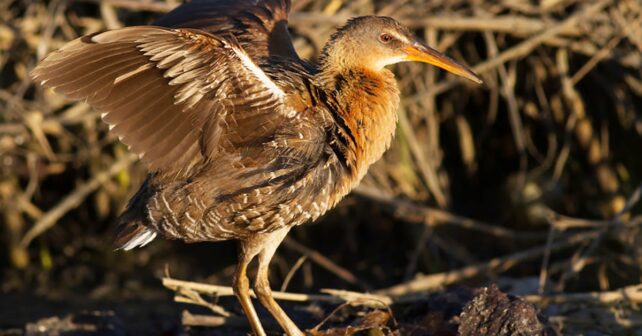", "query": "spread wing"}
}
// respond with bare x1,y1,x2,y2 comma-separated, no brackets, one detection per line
32,26,293,176
154,0,298,60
